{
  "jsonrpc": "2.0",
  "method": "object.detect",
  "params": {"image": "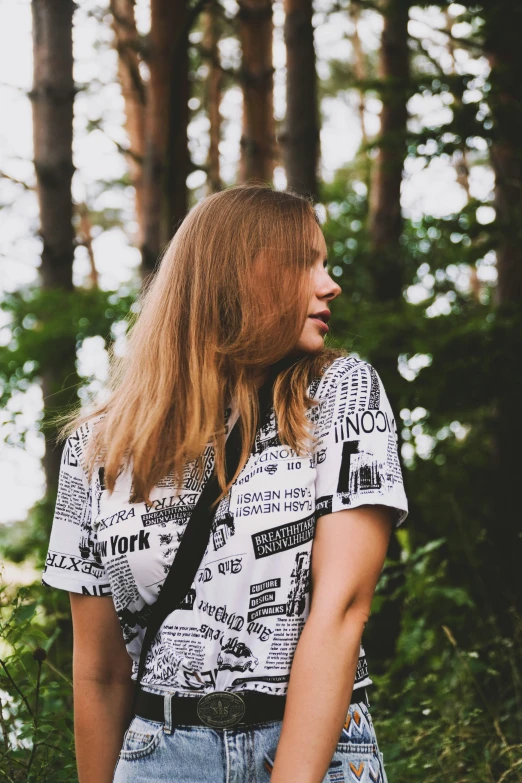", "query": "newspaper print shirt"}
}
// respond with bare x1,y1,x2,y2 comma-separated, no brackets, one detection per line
42,356,409,697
